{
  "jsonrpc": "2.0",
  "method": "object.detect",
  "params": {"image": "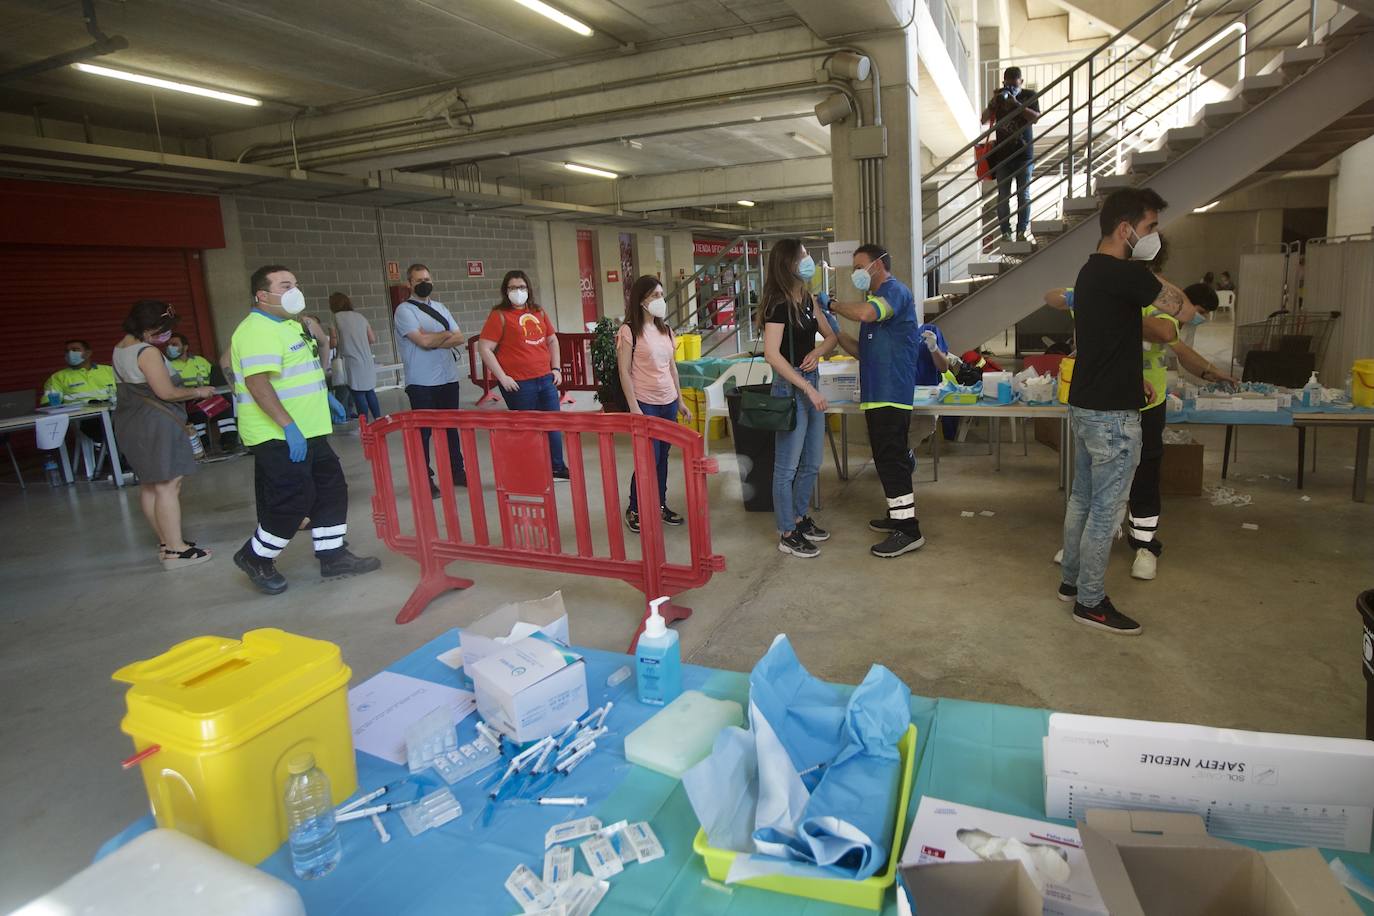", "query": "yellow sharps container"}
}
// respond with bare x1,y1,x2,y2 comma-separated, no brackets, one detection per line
113,628,357,864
